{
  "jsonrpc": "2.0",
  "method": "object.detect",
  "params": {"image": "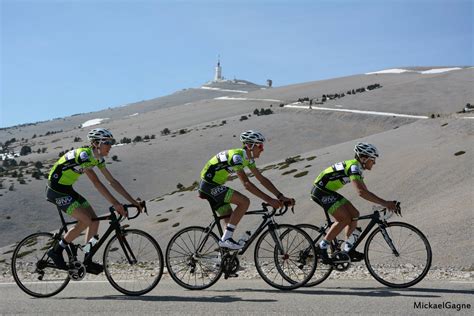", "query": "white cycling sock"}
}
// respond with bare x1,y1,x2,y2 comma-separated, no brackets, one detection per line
343,242,353,252
222,224,236,241
319,239,329,249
